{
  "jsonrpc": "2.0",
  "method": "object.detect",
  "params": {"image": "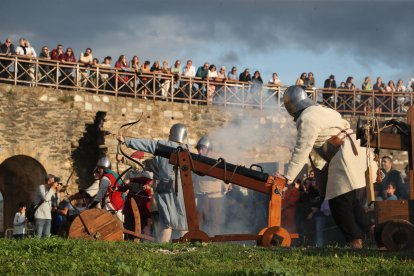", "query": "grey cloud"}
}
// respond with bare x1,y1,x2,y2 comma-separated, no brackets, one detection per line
1,0,413,74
